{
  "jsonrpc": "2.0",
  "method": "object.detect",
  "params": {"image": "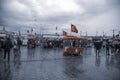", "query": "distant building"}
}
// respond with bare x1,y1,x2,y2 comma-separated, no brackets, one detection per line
0,28,14,39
